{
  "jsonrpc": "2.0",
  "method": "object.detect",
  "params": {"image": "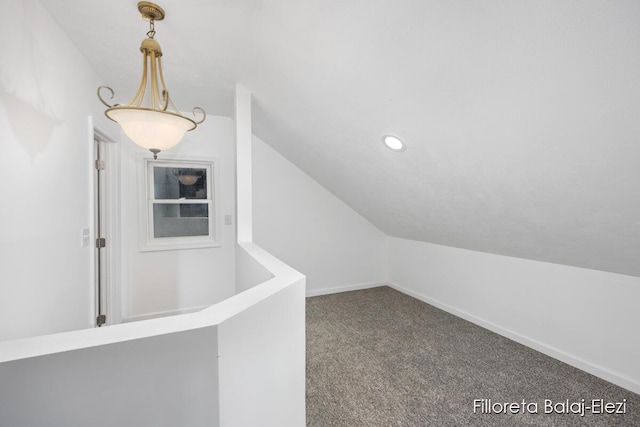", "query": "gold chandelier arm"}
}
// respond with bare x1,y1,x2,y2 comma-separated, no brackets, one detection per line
97,86,116,108
126,54,149,107
161,90,170,111
150,51,161,109
157,57,170,111
192,107,206,125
